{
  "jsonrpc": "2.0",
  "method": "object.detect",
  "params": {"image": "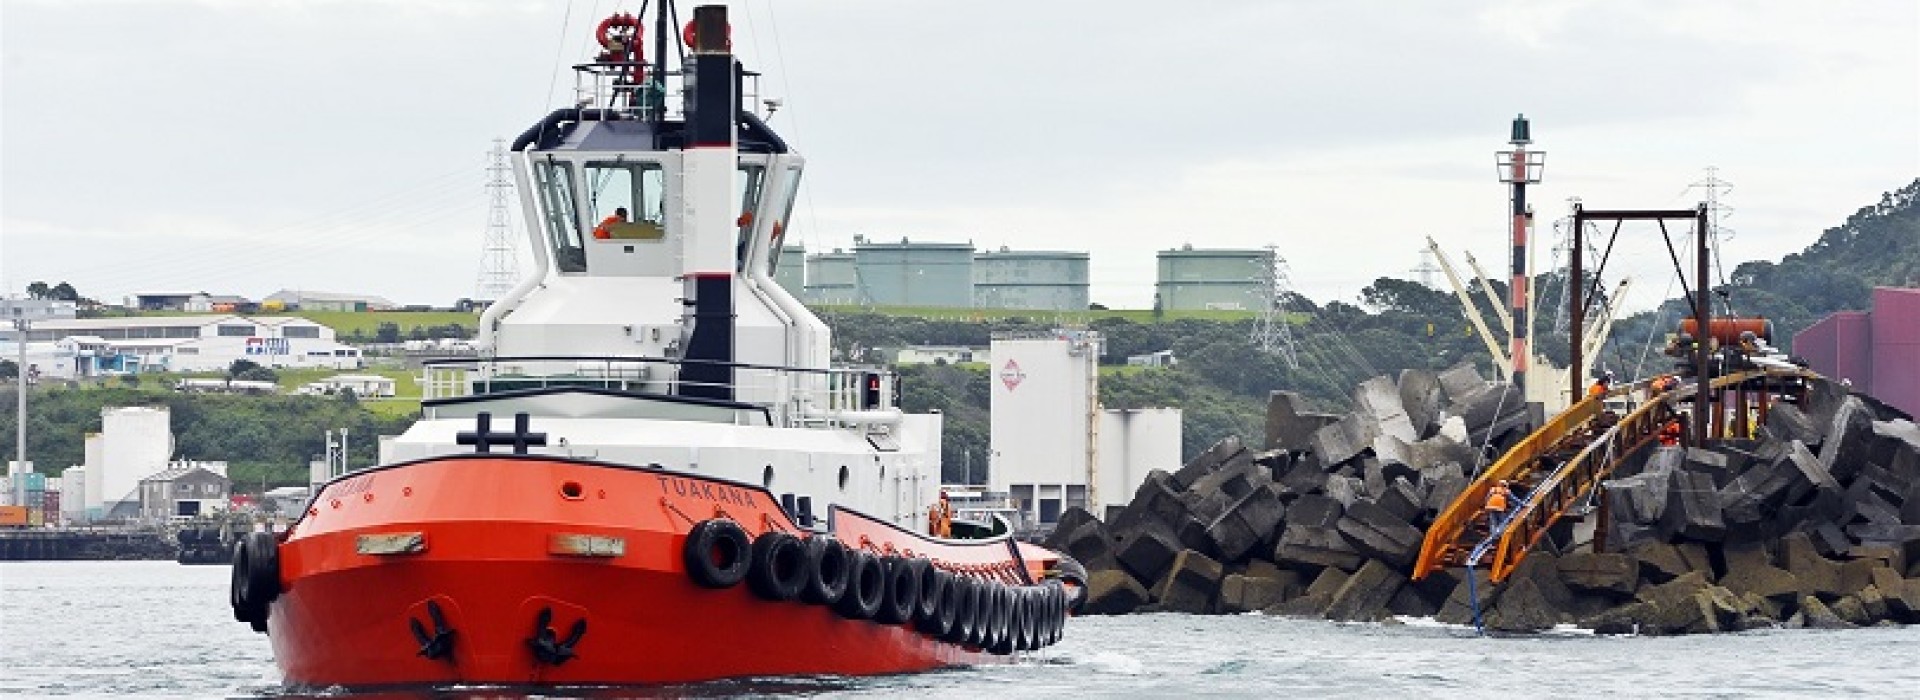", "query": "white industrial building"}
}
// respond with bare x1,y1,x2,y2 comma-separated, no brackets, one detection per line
60,466,87,522
987,330,1181,530
1,315,361,378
